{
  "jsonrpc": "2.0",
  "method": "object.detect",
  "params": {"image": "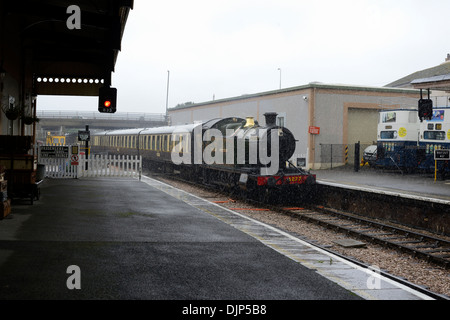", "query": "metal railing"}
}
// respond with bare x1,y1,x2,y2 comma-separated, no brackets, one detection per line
37,110,167,122
319,143,375,169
